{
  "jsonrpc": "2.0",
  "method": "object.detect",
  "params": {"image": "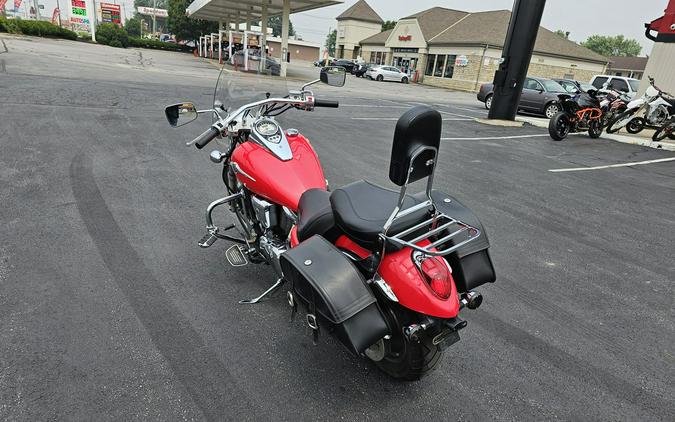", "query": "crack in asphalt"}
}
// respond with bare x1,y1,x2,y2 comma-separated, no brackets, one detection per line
69,151,261,422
